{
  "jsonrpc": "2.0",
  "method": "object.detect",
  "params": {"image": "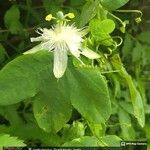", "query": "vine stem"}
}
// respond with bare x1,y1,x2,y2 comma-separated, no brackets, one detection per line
114,9,143,18
108,12,124,25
